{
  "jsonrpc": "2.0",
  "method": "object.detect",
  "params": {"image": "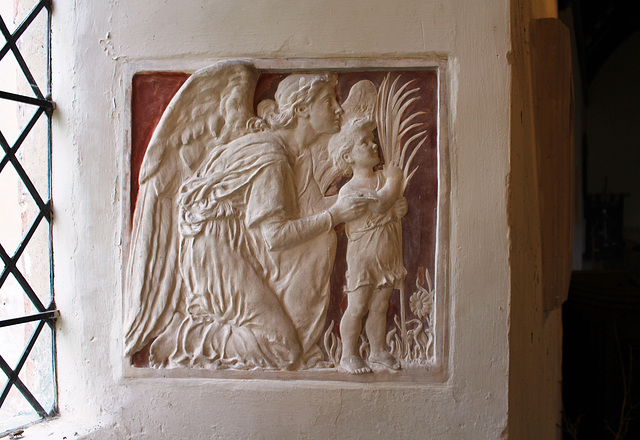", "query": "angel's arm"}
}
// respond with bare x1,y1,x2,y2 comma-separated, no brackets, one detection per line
260,214,332,251
246,163,368,251
261,193,372,251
